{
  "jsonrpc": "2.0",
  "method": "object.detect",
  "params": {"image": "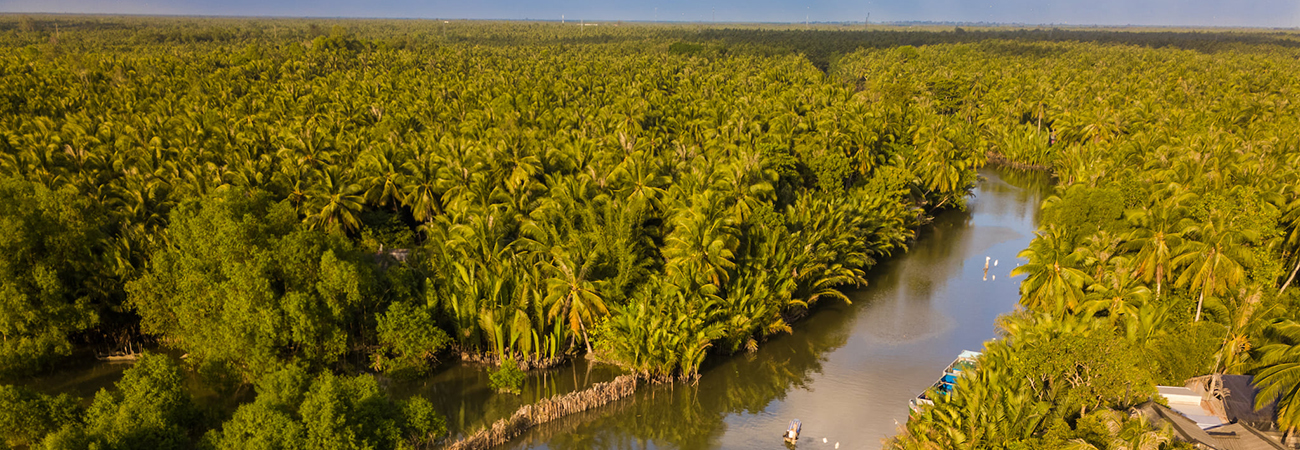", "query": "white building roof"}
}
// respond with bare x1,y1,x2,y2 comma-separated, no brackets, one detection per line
1159,385,1224,429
